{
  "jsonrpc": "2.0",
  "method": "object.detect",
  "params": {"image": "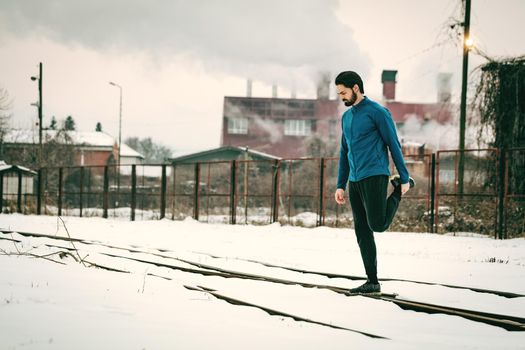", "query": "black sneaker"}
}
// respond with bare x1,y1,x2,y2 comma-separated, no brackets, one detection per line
349,281,381,294
390,175,415,189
